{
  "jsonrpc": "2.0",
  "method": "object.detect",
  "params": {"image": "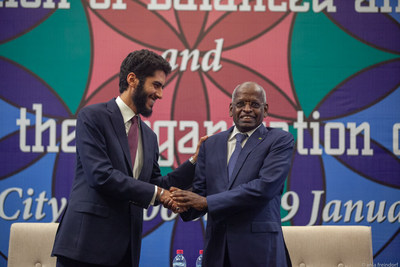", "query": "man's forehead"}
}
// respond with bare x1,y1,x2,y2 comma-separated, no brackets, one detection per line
147,70,166,82
235,89,262,100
